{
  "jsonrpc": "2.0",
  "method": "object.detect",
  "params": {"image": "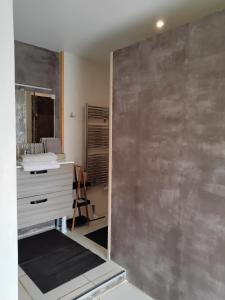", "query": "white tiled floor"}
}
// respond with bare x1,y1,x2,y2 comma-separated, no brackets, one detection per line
19,282,32,300
94,281,154,300
87,185,108,218
18,219,124,300
74,215,108,236
67,217,108,260
19,280,153,300
18,223,153,300
19,258,124,300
